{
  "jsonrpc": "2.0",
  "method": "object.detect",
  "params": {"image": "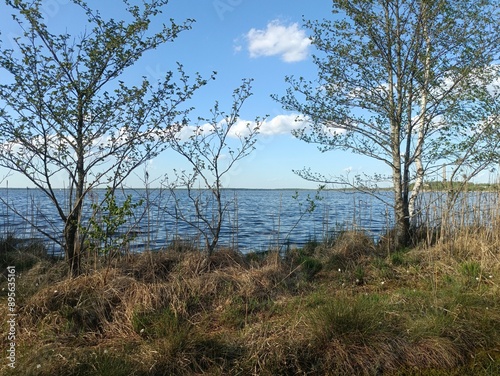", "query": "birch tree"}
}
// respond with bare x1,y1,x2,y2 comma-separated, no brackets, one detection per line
165,79,262,255
0,0,211,276
275,0,500,248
